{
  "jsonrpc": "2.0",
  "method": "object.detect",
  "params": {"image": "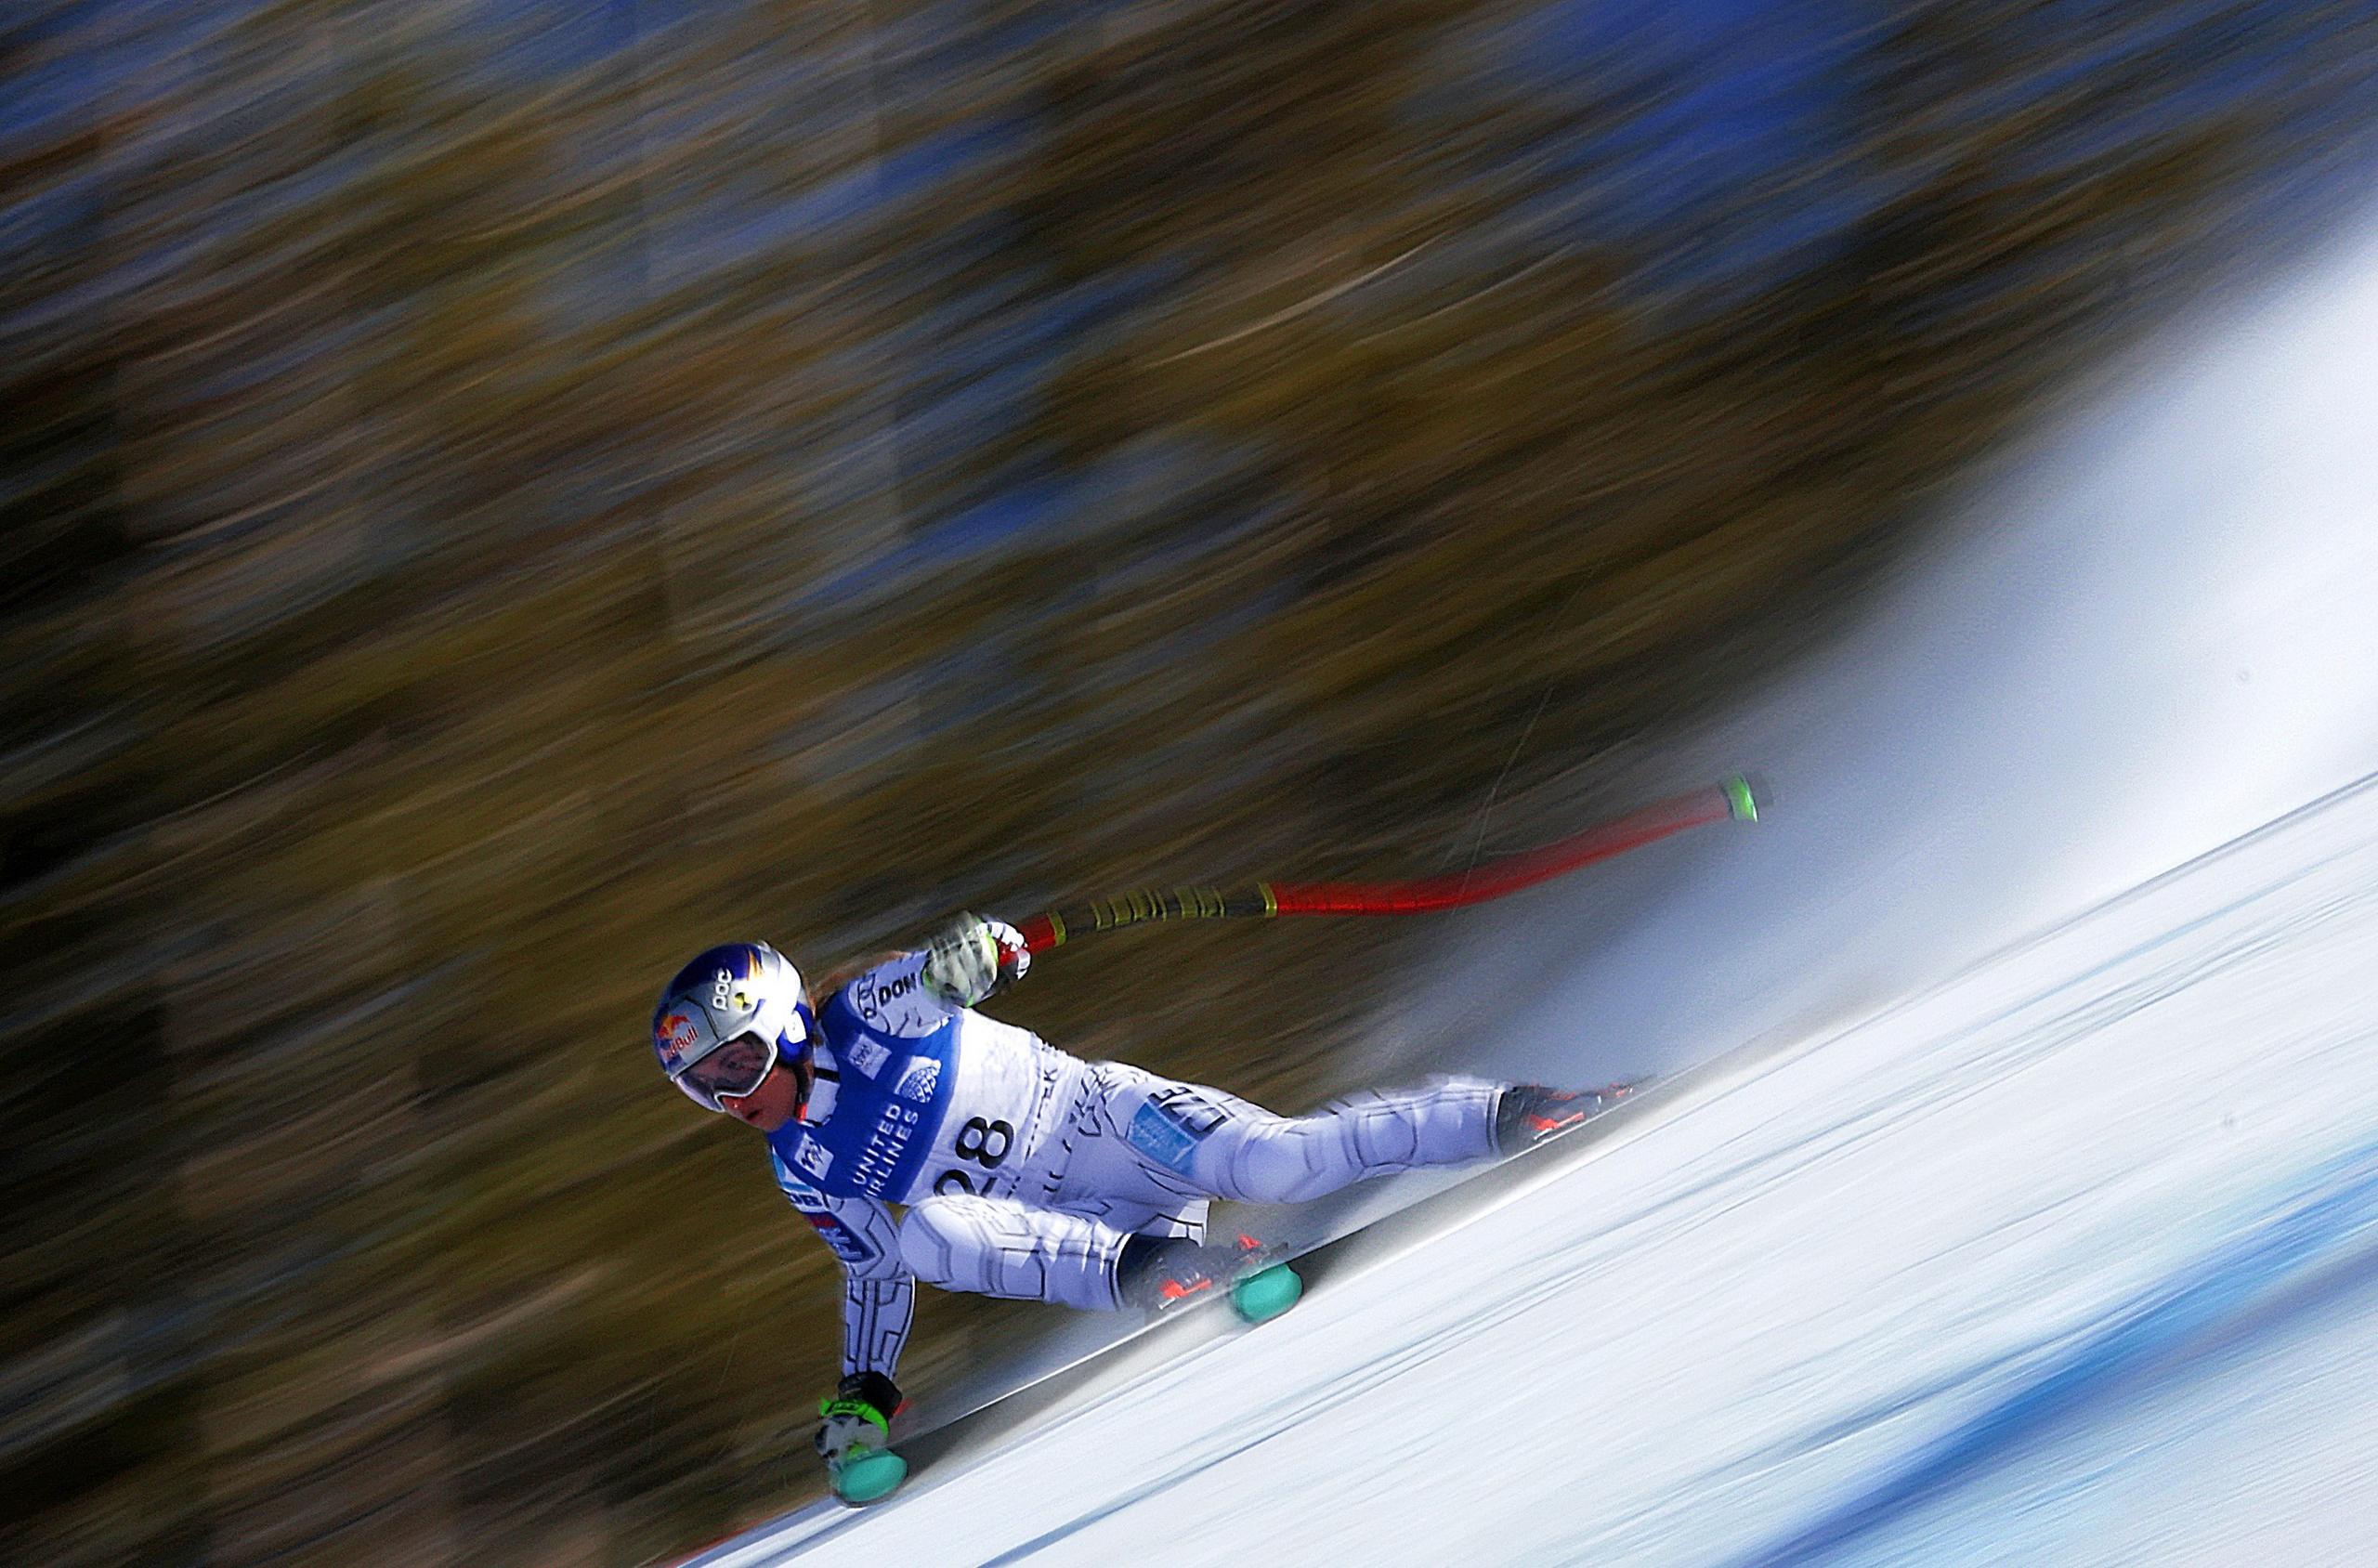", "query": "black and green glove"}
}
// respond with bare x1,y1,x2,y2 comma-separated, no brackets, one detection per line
815,1371,902,1463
